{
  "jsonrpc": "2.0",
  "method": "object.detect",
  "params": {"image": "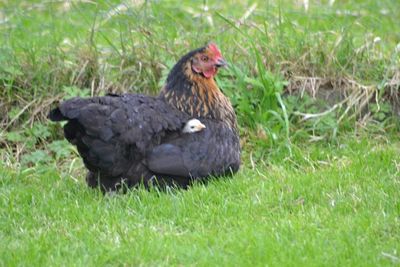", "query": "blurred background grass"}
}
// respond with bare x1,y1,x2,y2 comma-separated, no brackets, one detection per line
0,0,399,166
